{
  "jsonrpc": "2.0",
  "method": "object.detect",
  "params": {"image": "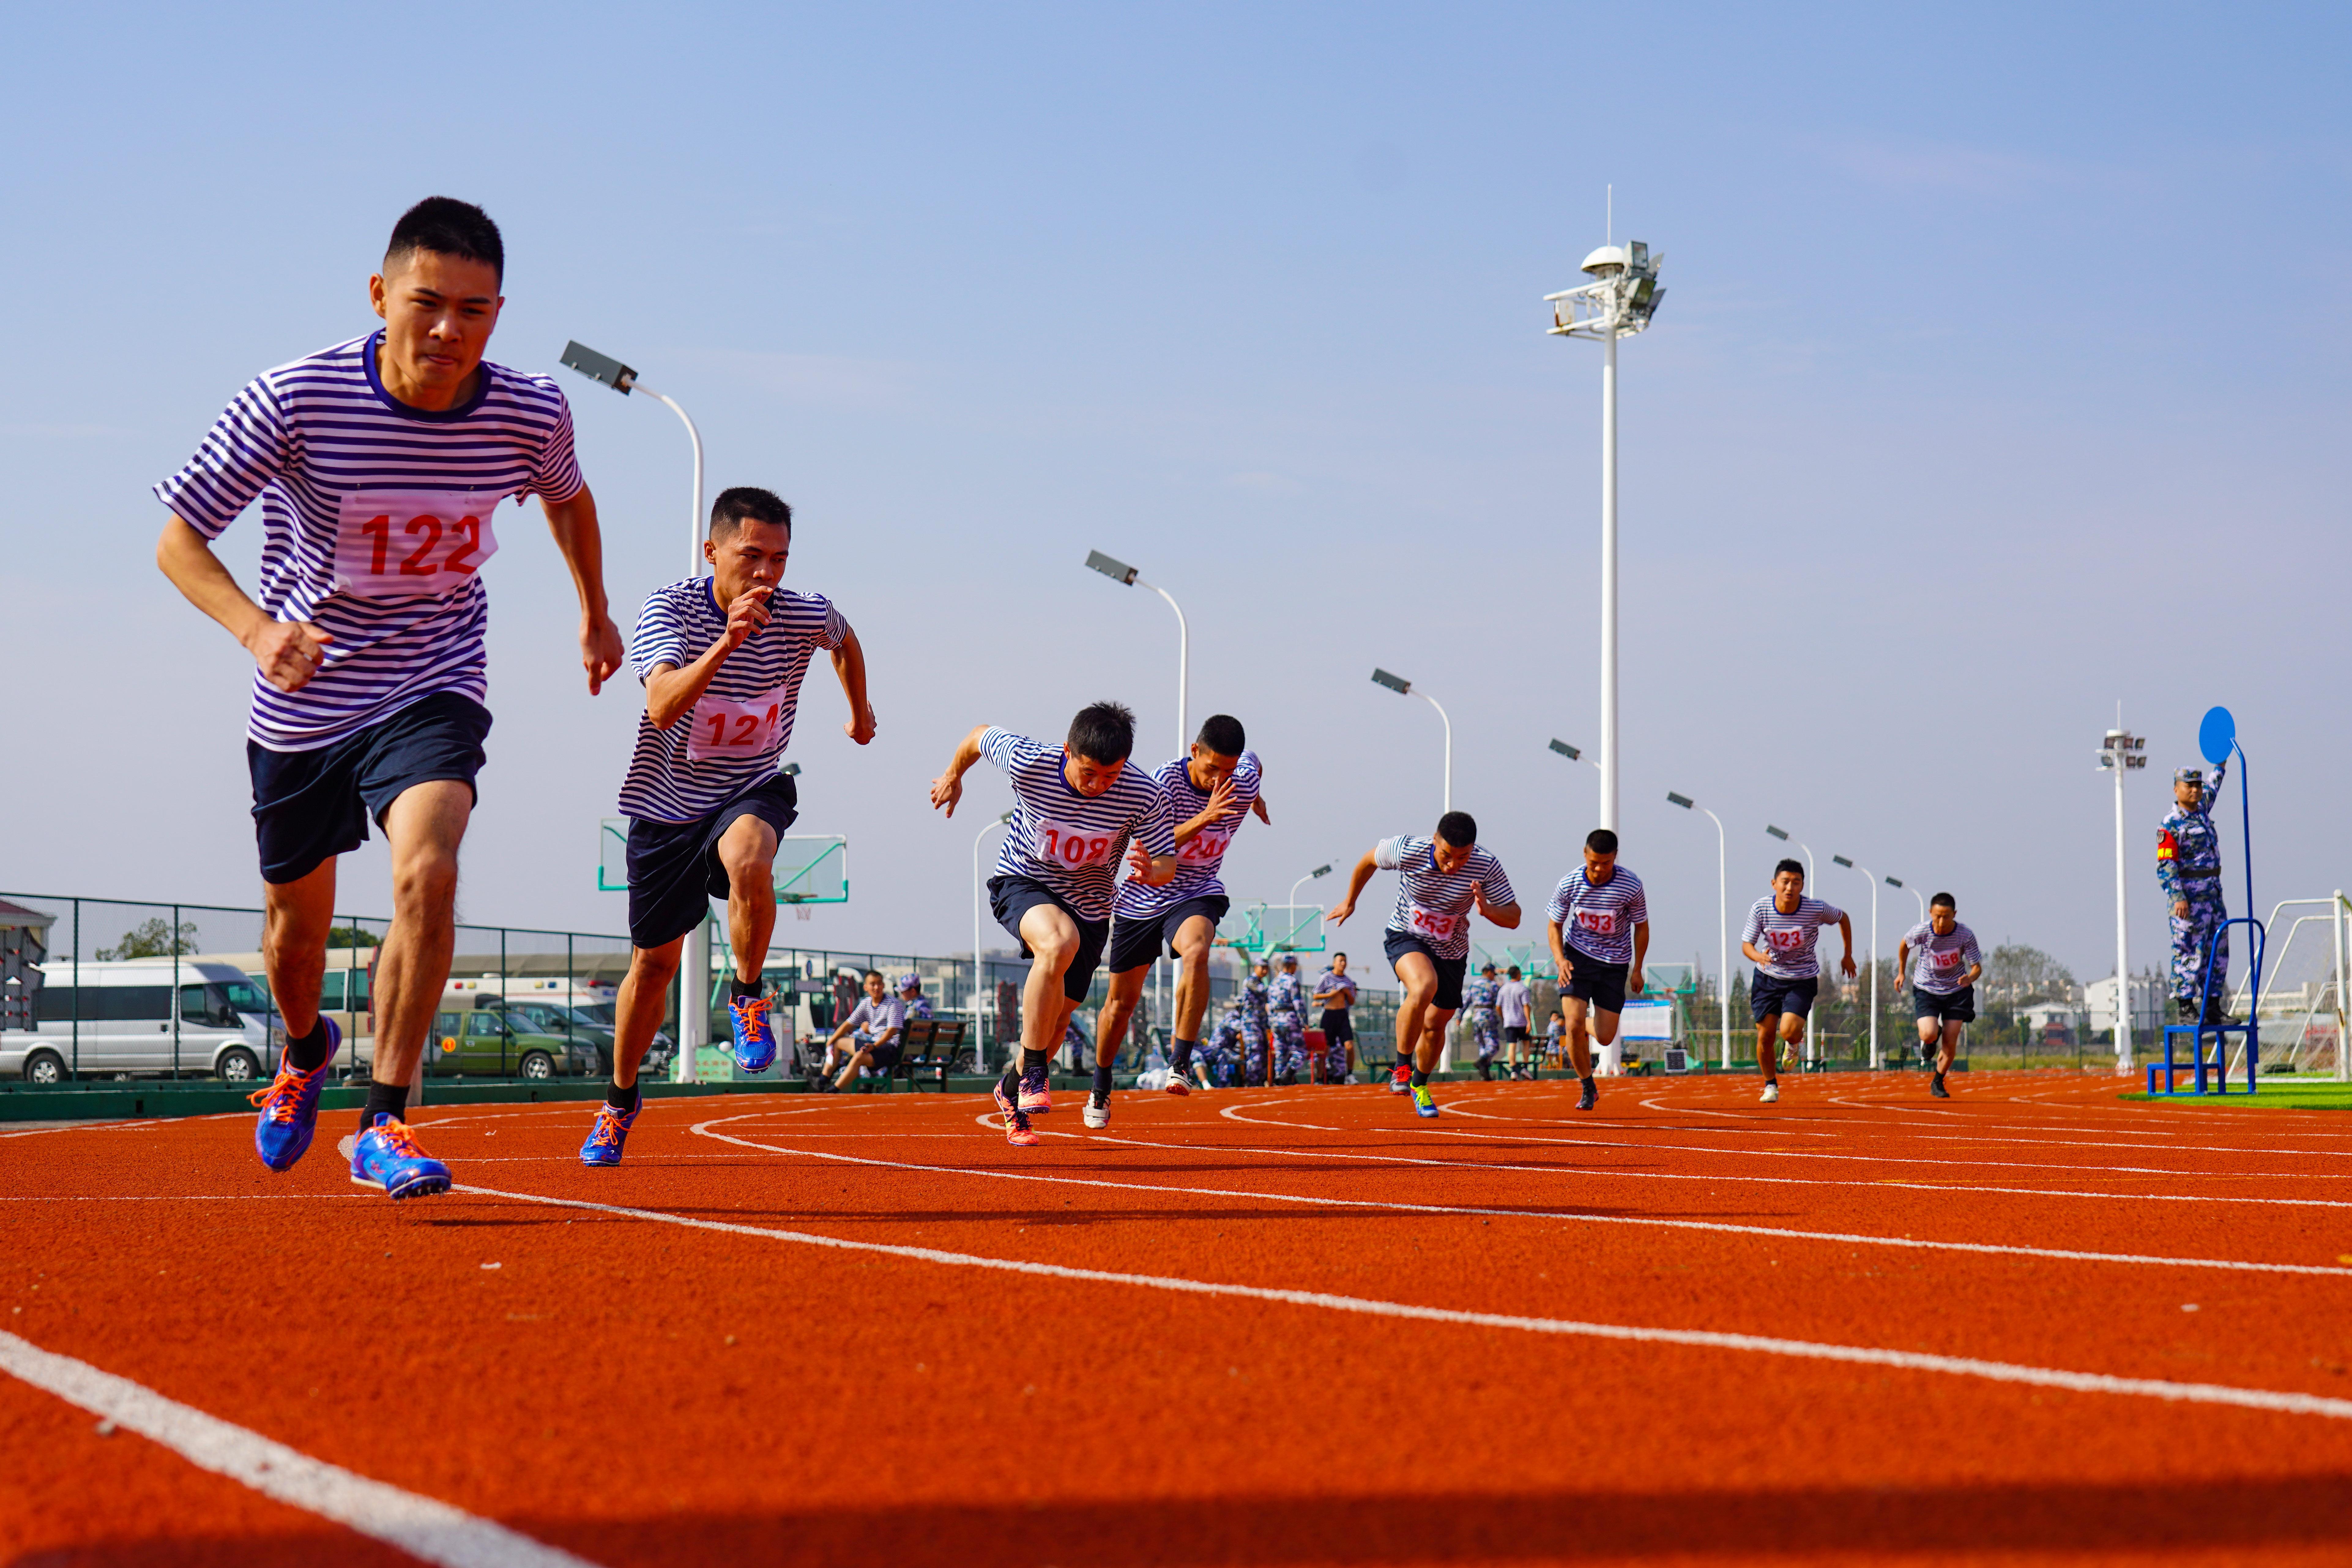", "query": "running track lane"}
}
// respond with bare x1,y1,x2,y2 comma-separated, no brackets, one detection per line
5,1076,2351,1565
